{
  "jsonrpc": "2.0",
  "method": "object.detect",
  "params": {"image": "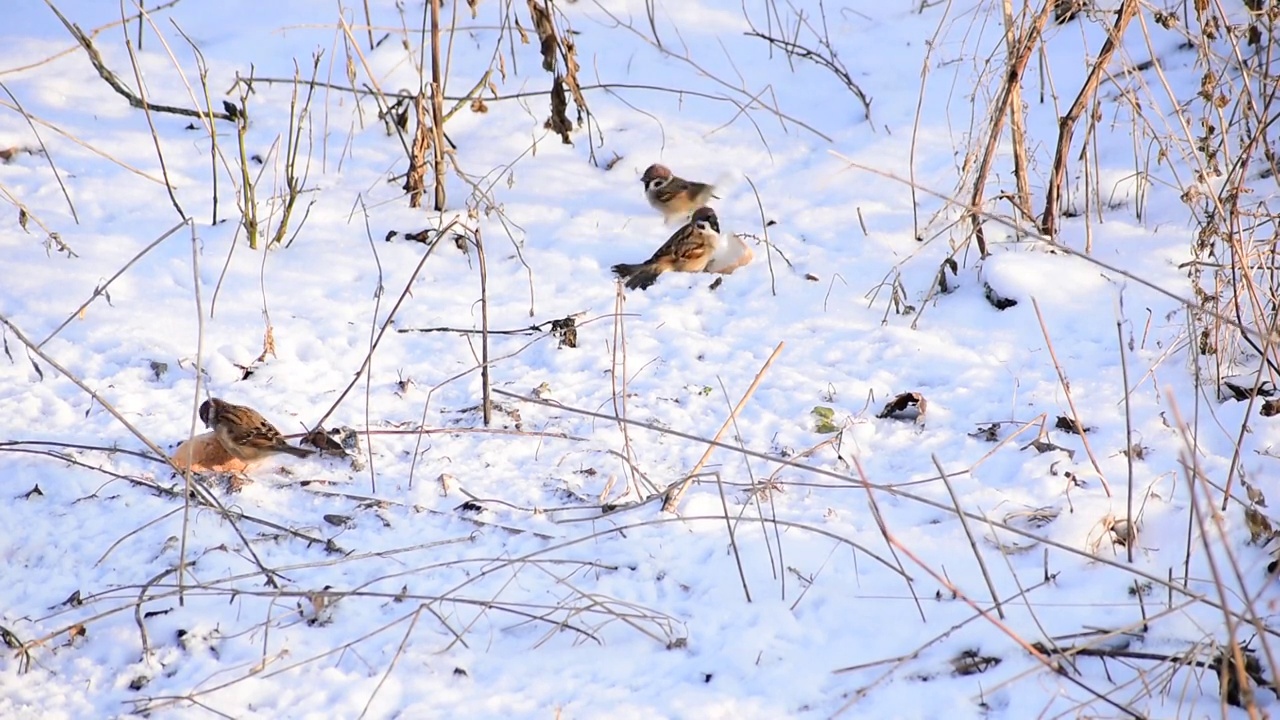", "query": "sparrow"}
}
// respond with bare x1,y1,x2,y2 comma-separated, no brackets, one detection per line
642,163,717,223
198,397,314,462
612,206,720,290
